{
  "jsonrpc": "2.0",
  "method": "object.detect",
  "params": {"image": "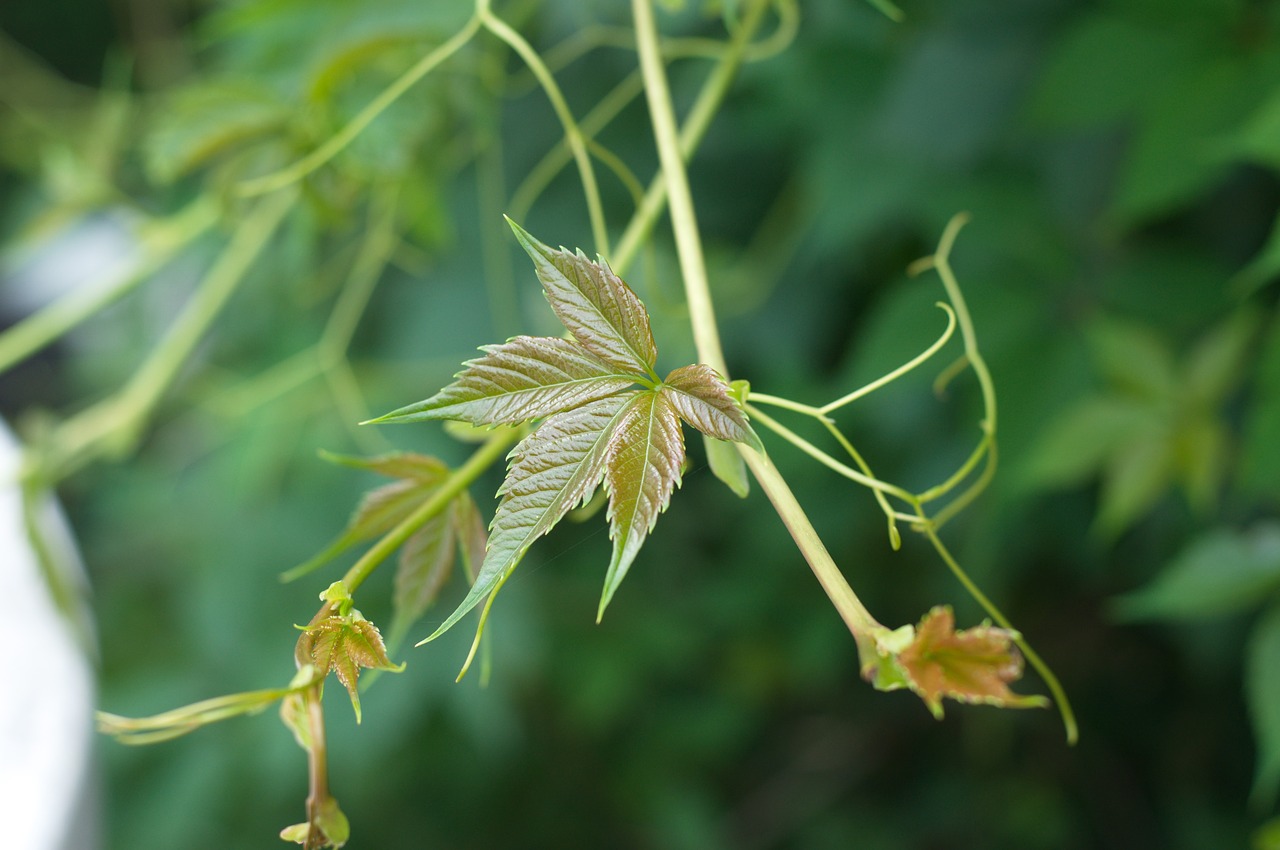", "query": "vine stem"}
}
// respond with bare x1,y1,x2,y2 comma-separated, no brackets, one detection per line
478,2,610,257
632,0,880,641
614,0,786,274
342,429,518,598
